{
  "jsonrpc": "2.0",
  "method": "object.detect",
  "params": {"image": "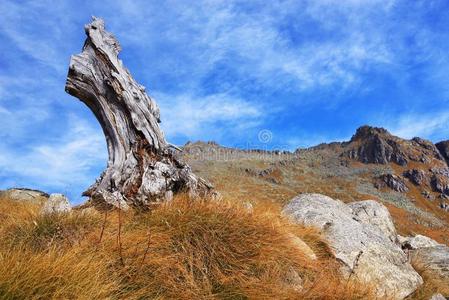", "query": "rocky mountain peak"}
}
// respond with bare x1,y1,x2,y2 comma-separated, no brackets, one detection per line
344,125,447,167
344,126,407,165
350,125,391,142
